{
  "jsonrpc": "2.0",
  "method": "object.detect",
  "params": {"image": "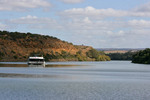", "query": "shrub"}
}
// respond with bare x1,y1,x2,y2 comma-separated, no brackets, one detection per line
13,55,18,59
